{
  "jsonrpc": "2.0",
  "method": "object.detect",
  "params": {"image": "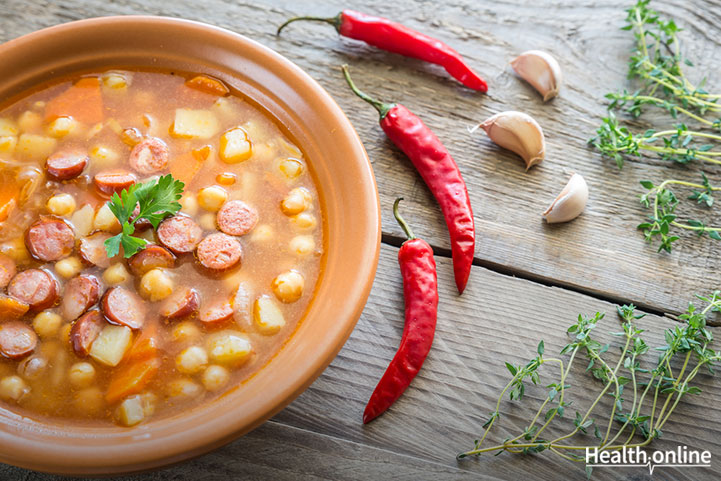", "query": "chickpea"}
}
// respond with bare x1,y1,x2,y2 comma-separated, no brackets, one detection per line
74,387,104,415
176,346,209,374
179,193,199,217
139,268,174,301
60,323,72,344
202,365,230,392
289,235,316,256
271,270,305,303
279,158,303,180
103,262,130,285
280,187,312,216
89,145,121,168
0,237,29,263
250,224,273,243
32,311,63,339
102,73,128,90
172,321,201,343
198,212,217,231
69,362,96,388
17,355,48,380
94,202,121,233
291,212,317,230
0,376,29,402
167,378,203,400
46,116,78,138
55,256,83,279
47,193,76,216
197,185,228,212
17,111,42,133
0,136,17,154
206,331,252,365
